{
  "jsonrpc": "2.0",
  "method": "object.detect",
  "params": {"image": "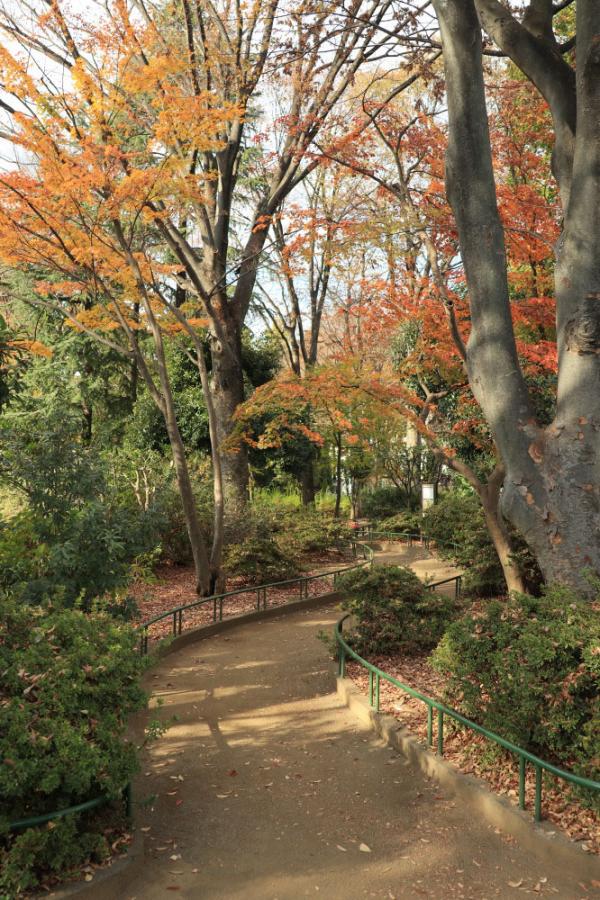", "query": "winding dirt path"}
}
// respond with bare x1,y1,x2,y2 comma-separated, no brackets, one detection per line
89,545,592,900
